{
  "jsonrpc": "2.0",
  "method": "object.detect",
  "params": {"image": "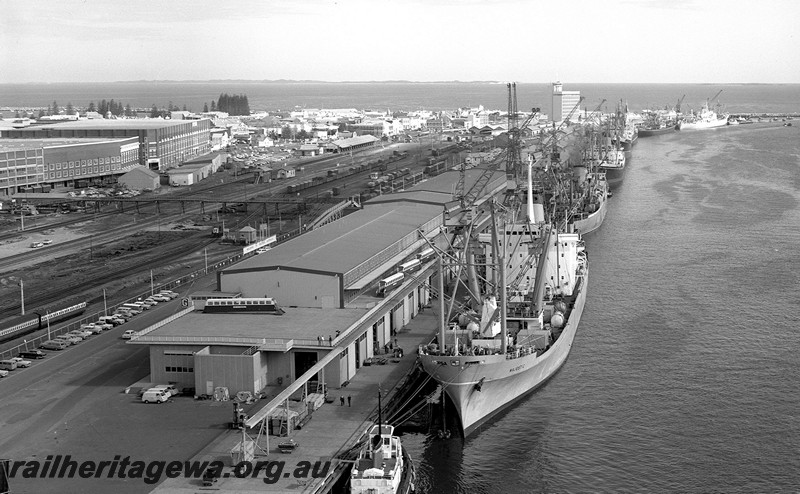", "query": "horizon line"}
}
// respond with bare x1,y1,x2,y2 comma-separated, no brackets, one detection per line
1,80,797,85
